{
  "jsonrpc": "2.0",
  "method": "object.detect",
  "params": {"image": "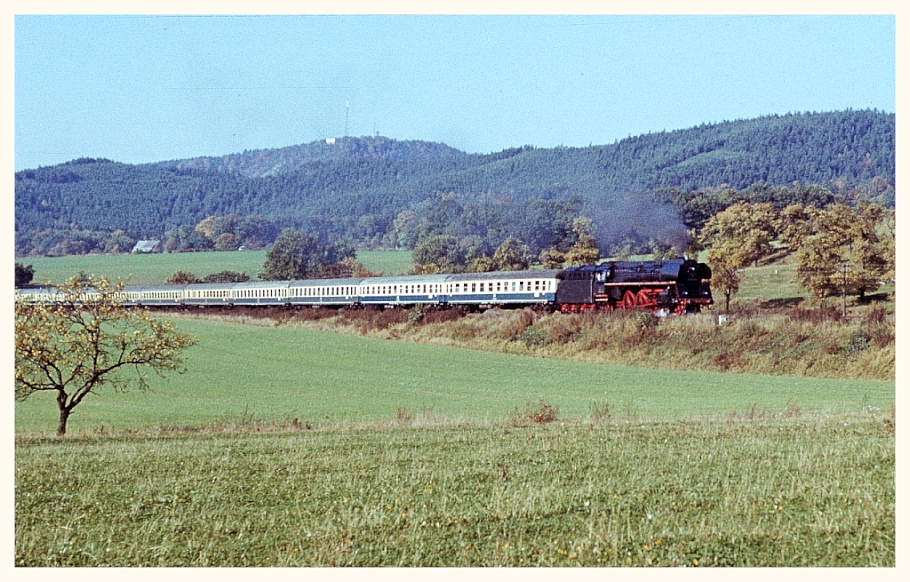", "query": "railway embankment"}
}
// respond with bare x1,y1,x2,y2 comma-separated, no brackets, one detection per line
174,303,894,381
